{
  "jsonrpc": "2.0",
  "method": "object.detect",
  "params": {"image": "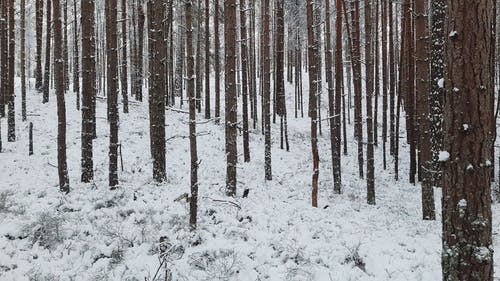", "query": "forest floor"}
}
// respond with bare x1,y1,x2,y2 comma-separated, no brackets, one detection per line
1,79,500,281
